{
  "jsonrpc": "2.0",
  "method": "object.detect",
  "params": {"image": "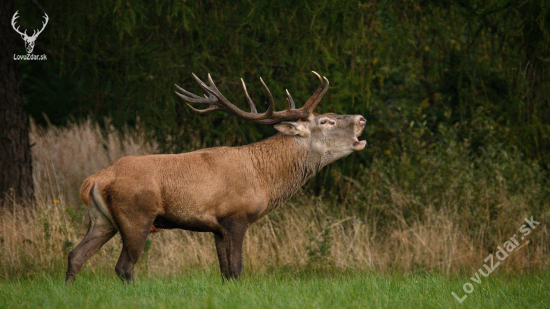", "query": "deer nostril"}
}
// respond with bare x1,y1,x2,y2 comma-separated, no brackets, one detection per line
359,117,366,127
